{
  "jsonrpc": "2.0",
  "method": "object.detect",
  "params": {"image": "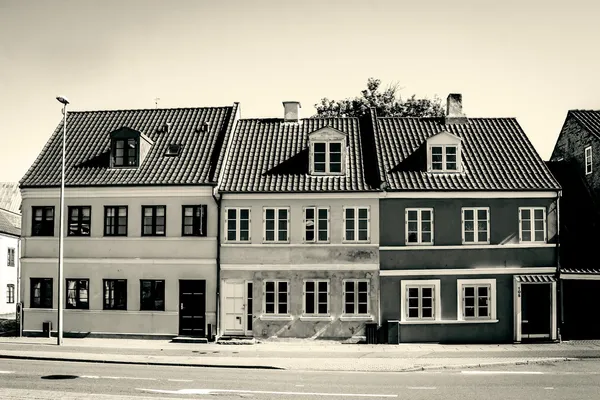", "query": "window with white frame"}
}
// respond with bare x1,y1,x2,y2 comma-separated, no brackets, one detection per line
462,207,490,244
304,207,329,242
519,207,546,243
264,280,289,315
343,280,369,315
303,280,329,315
263,208,289,243
430,145,458,172
344,207,369,242
457,279,496,320
405,208,433,244
585,146,593,175
401,280,441,321
226,208,251,242
7,248,15,267
312,142,343,174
